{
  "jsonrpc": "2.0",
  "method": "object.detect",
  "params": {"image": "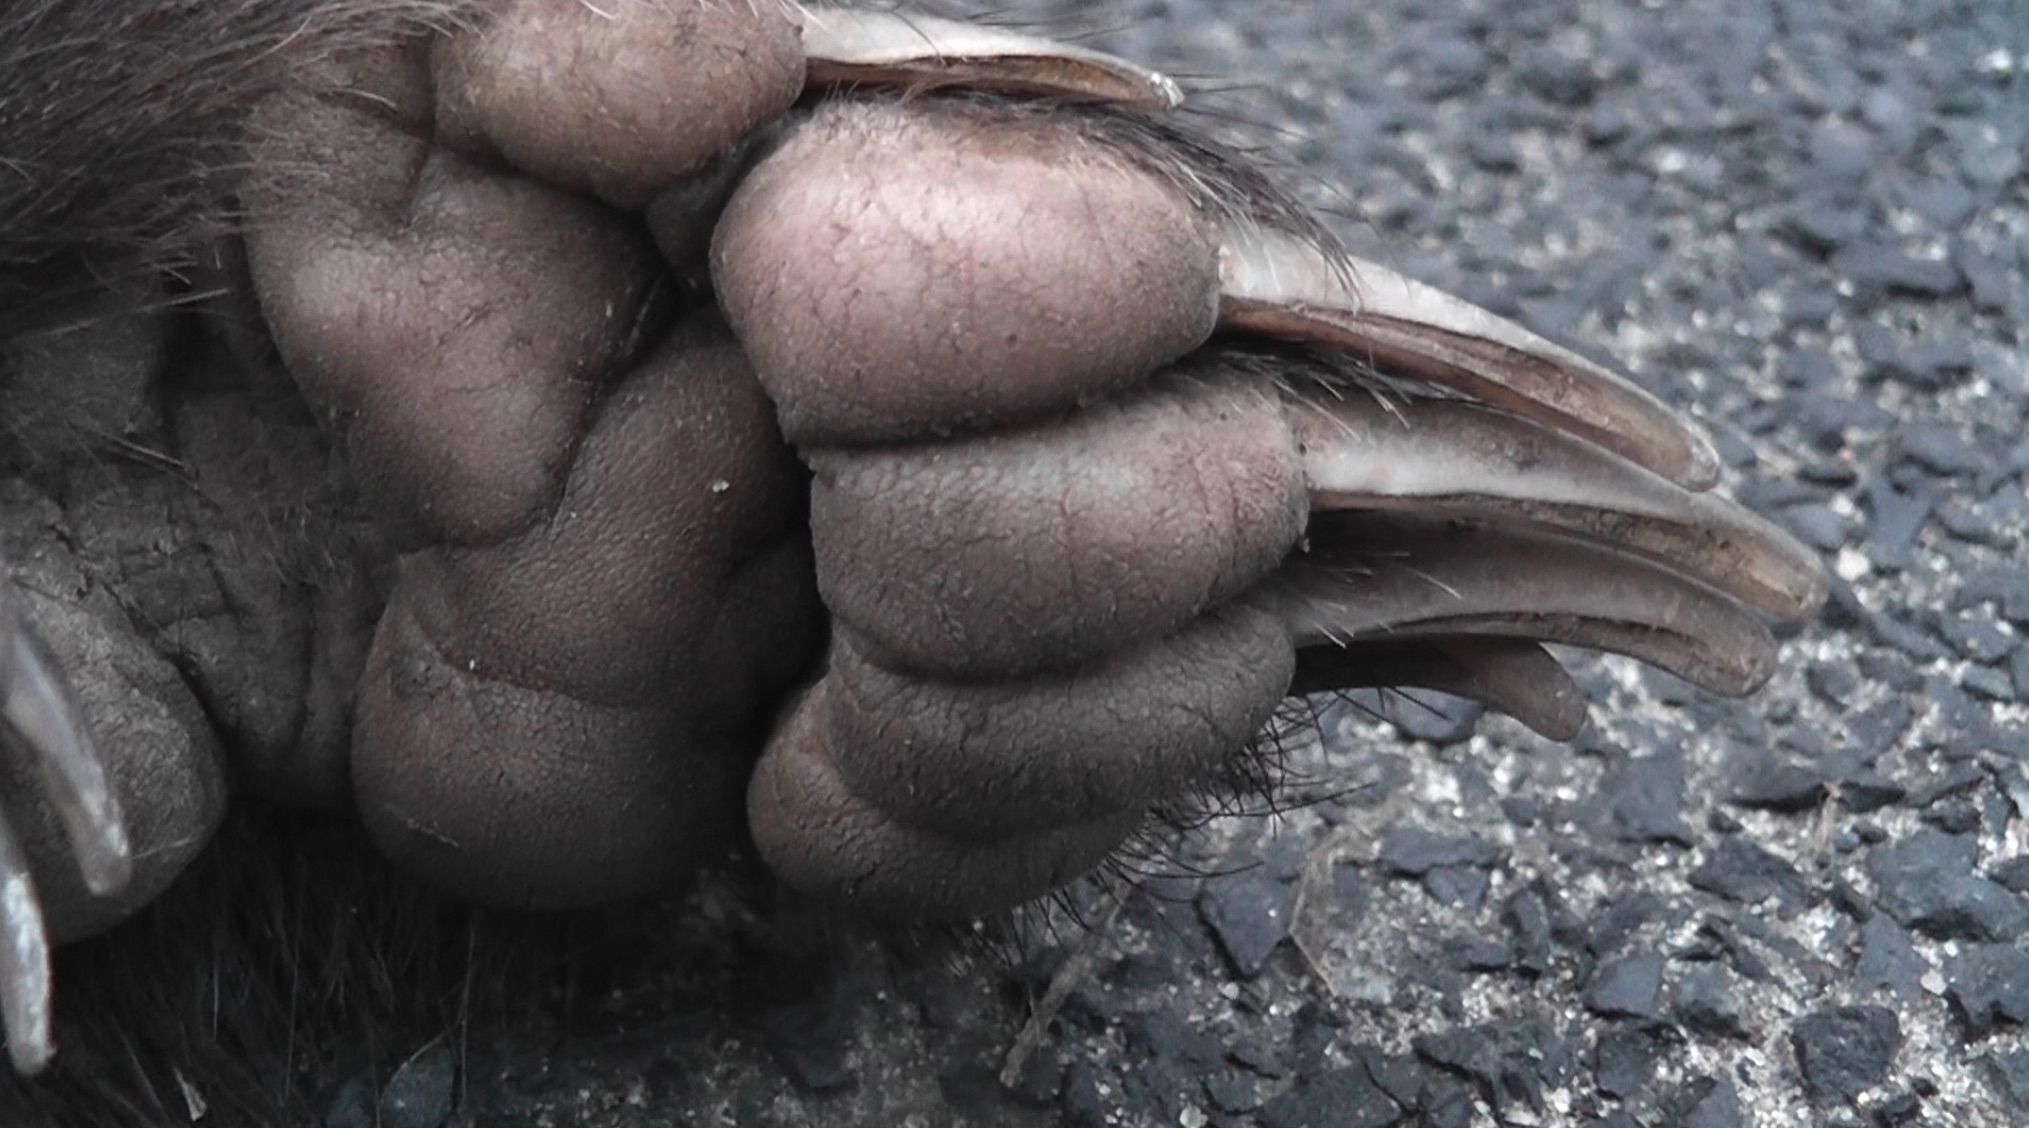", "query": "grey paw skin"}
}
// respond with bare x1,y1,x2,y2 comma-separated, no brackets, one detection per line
0,0,1827,1074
